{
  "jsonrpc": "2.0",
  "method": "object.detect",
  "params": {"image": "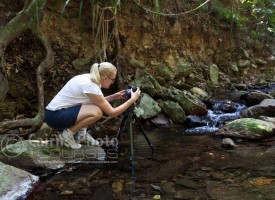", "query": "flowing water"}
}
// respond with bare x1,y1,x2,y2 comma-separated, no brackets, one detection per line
185,100,247,134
